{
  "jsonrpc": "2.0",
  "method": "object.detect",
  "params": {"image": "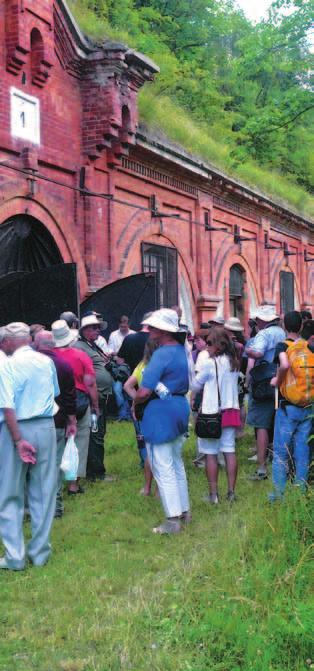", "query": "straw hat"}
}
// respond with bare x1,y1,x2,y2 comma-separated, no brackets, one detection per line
224,317,244,332
51,320,77,348
255,305,279,322
142,308,181,333
80,315,107,331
